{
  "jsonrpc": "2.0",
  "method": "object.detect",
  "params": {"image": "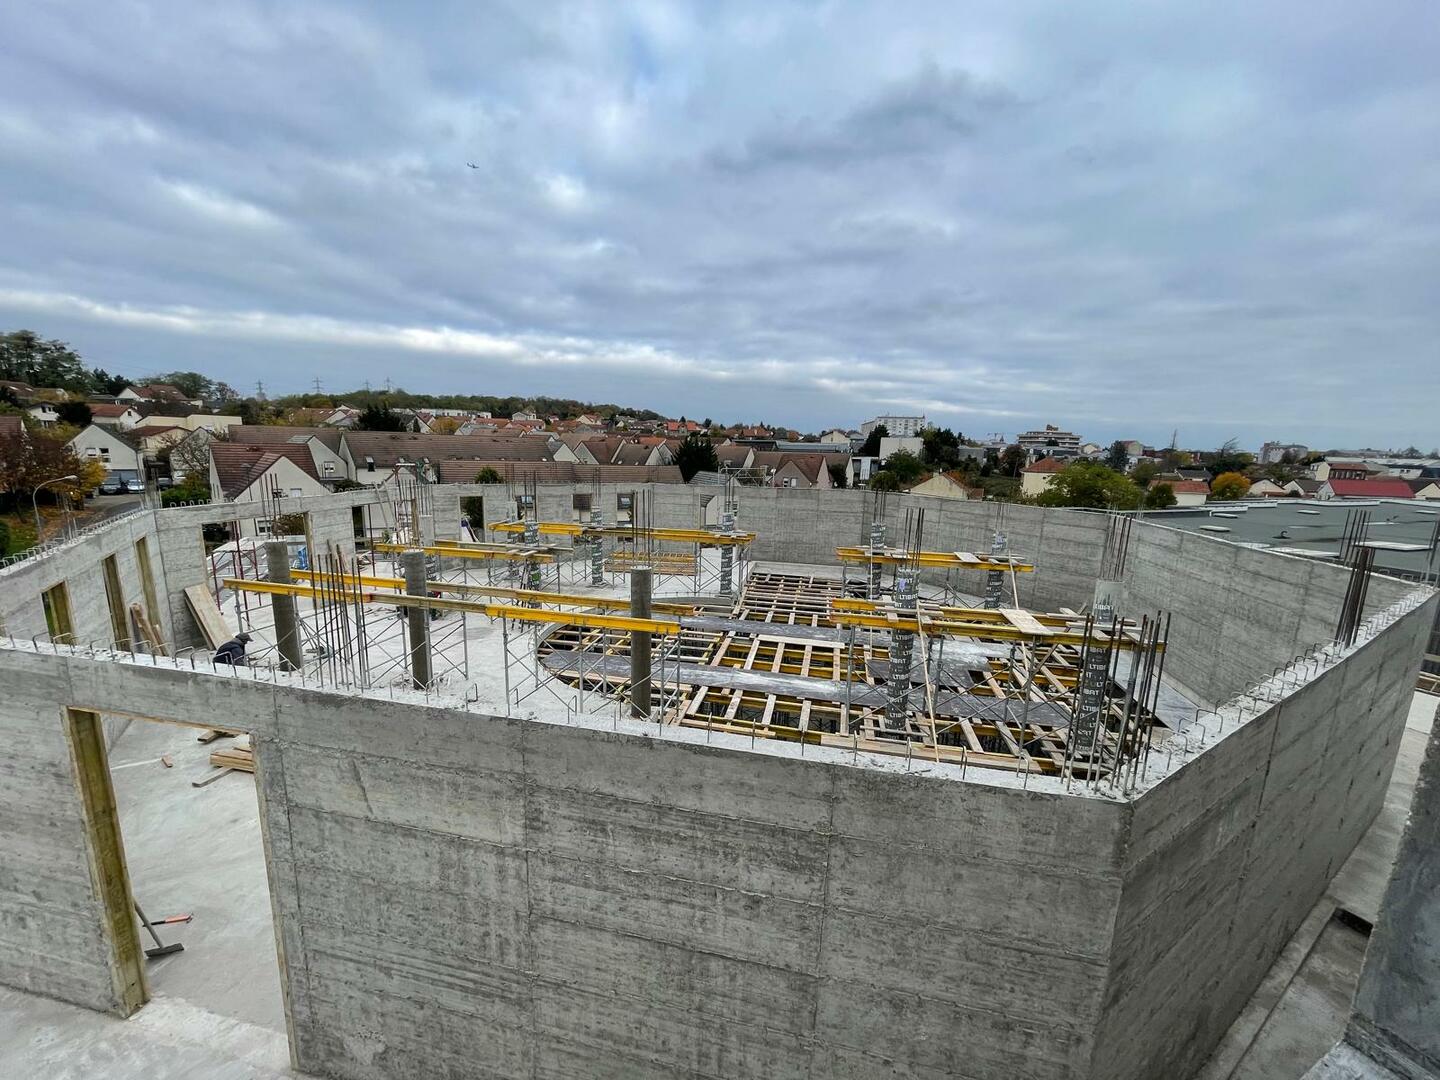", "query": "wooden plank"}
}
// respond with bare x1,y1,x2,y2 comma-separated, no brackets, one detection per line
998,608,1051,636
183,585,232,651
